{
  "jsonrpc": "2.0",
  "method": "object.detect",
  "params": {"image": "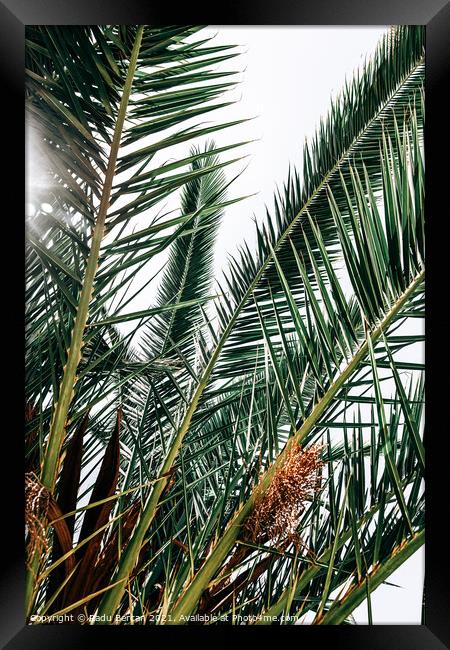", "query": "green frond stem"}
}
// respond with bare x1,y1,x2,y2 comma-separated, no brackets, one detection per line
26,27,144,616
255,488,400,624
316,529,424,625
41,26,144,493
95,257,270,620
167,269,424,623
